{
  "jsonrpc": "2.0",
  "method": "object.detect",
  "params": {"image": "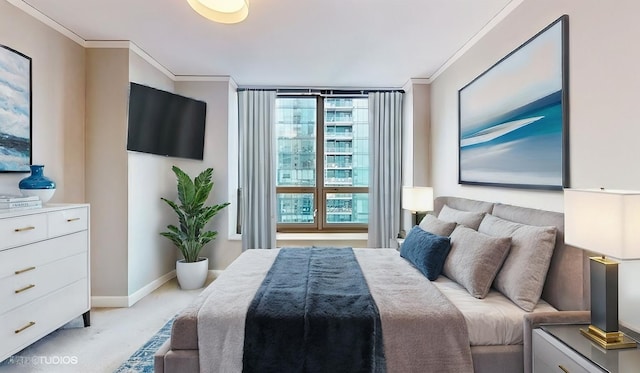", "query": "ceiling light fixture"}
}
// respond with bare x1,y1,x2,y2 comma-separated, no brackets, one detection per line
187,0,249,24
